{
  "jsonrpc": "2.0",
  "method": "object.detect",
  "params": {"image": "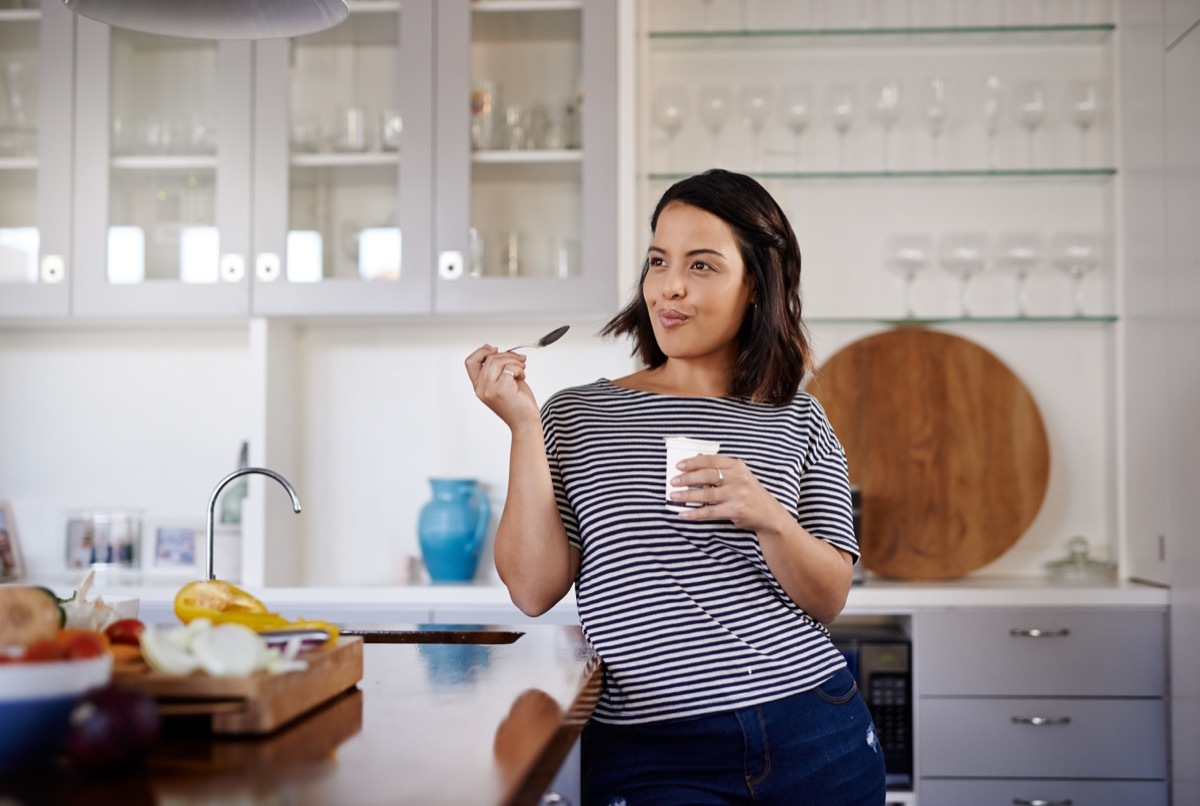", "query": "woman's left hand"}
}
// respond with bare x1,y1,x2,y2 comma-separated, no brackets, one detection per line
670,455,788,534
